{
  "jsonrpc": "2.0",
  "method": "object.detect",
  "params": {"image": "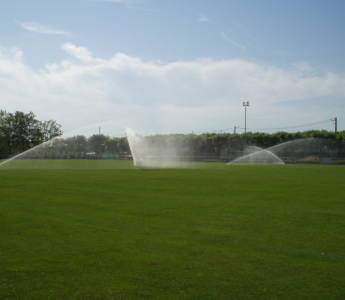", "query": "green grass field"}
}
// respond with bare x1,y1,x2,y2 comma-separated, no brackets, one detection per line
1,161,345,299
